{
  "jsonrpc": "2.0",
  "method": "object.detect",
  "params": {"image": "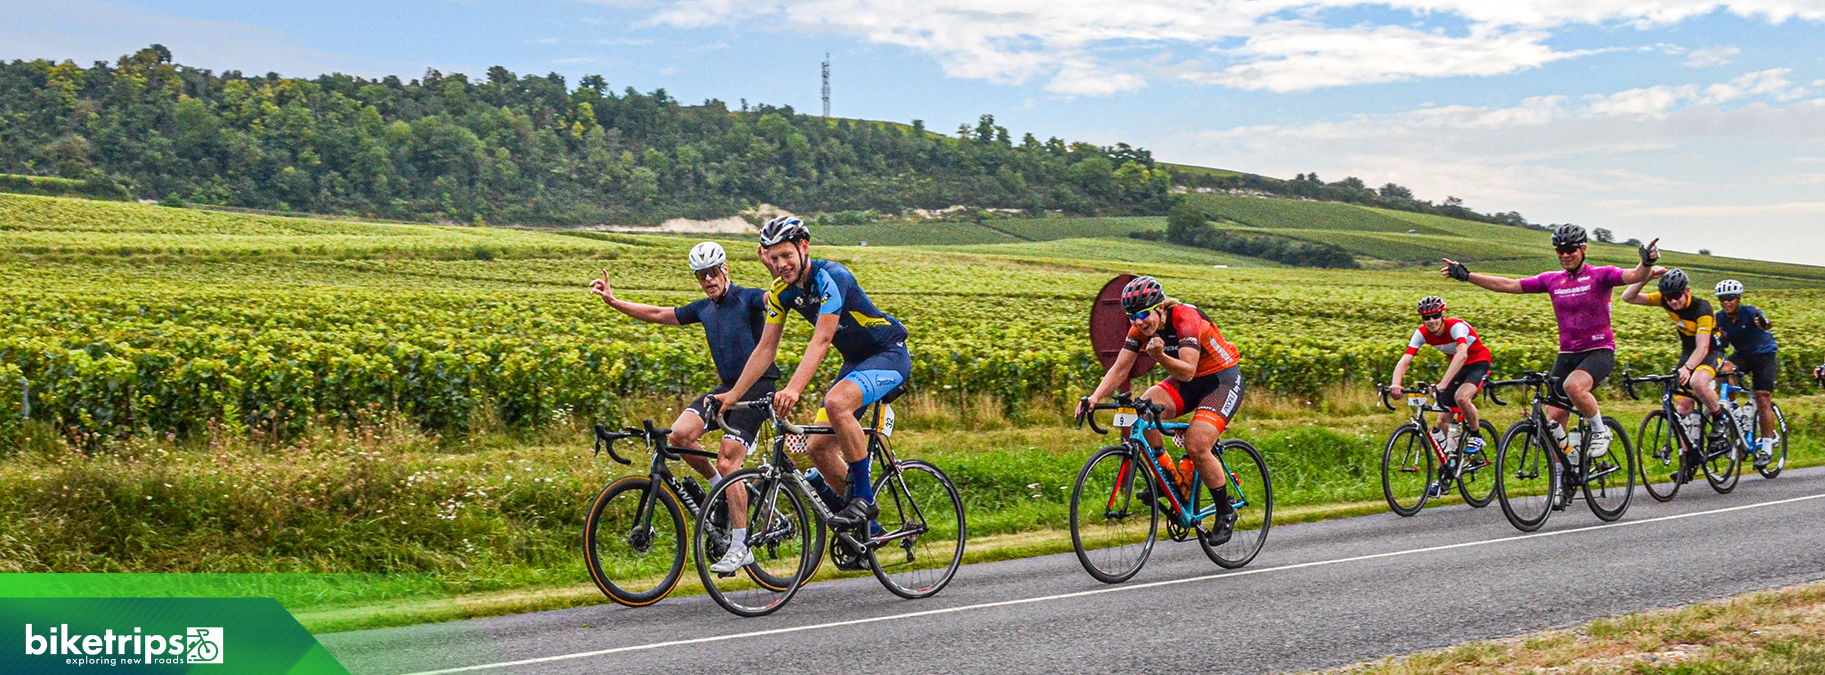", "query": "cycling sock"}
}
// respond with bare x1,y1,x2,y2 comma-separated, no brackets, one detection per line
709,470,723,487
1210,485,1234,515
847,457,874,503
729,527,747,551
